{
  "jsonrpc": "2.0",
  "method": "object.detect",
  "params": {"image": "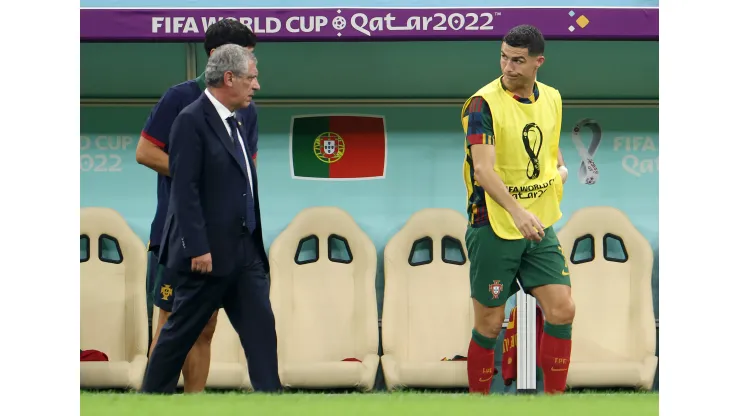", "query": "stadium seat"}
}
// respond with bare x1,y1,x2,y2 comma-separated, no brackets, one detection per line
152,308,254,390
381,208,473,391
269,206,379,391
557,206,657,390
80,207,148,390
